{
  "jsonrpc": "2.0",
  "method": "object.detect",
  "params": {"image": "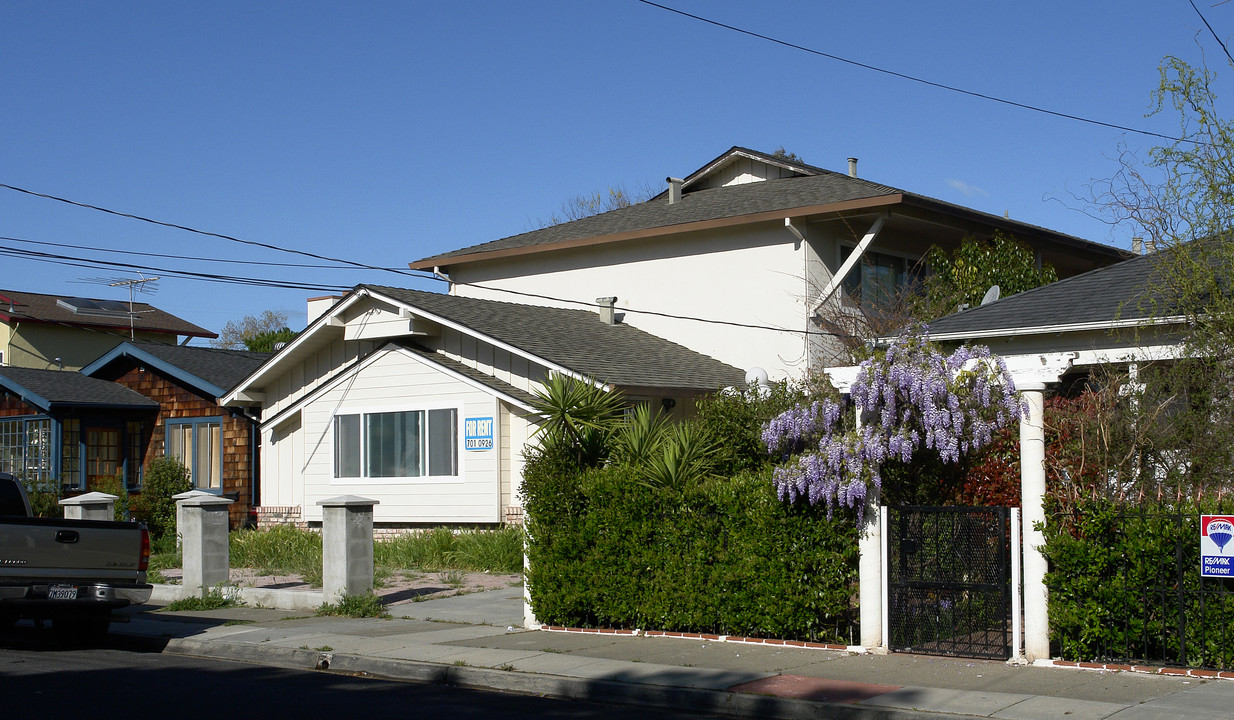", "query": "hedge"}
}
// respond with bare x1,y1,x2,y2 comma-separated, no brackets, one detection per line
1042,497,1234,668
523,455,859,643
